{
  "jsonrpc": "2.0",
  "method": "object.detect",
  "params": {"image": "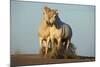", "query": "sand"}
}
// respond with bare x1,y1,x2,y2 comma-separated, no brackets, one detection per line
11,54,95,67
